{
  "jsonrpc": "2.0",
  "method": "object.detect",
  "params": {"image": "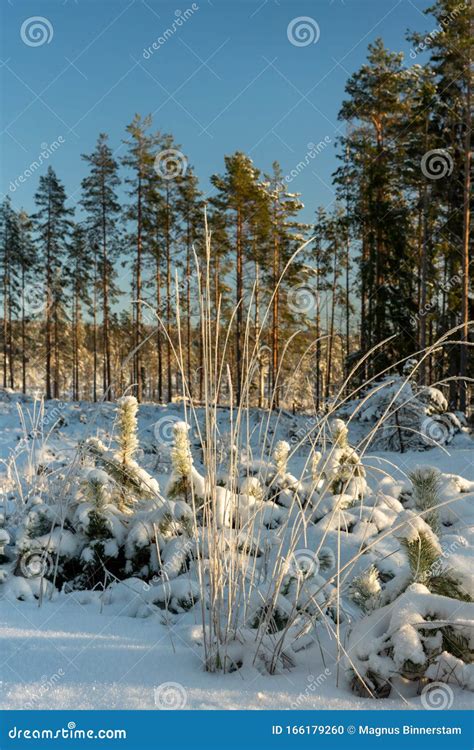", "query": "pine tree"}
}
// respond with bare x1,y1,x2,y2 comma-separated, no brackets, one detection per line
16,210,37,393
0,198,20,388
81,133,122,400
263,164,307,406
400,66,439,384
33,167,73,399
122,114,154,401
67,225,92,400
177,166,203,397
156,133,186,403
412,0,472,408
211,153,263,402
338,39,416,373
